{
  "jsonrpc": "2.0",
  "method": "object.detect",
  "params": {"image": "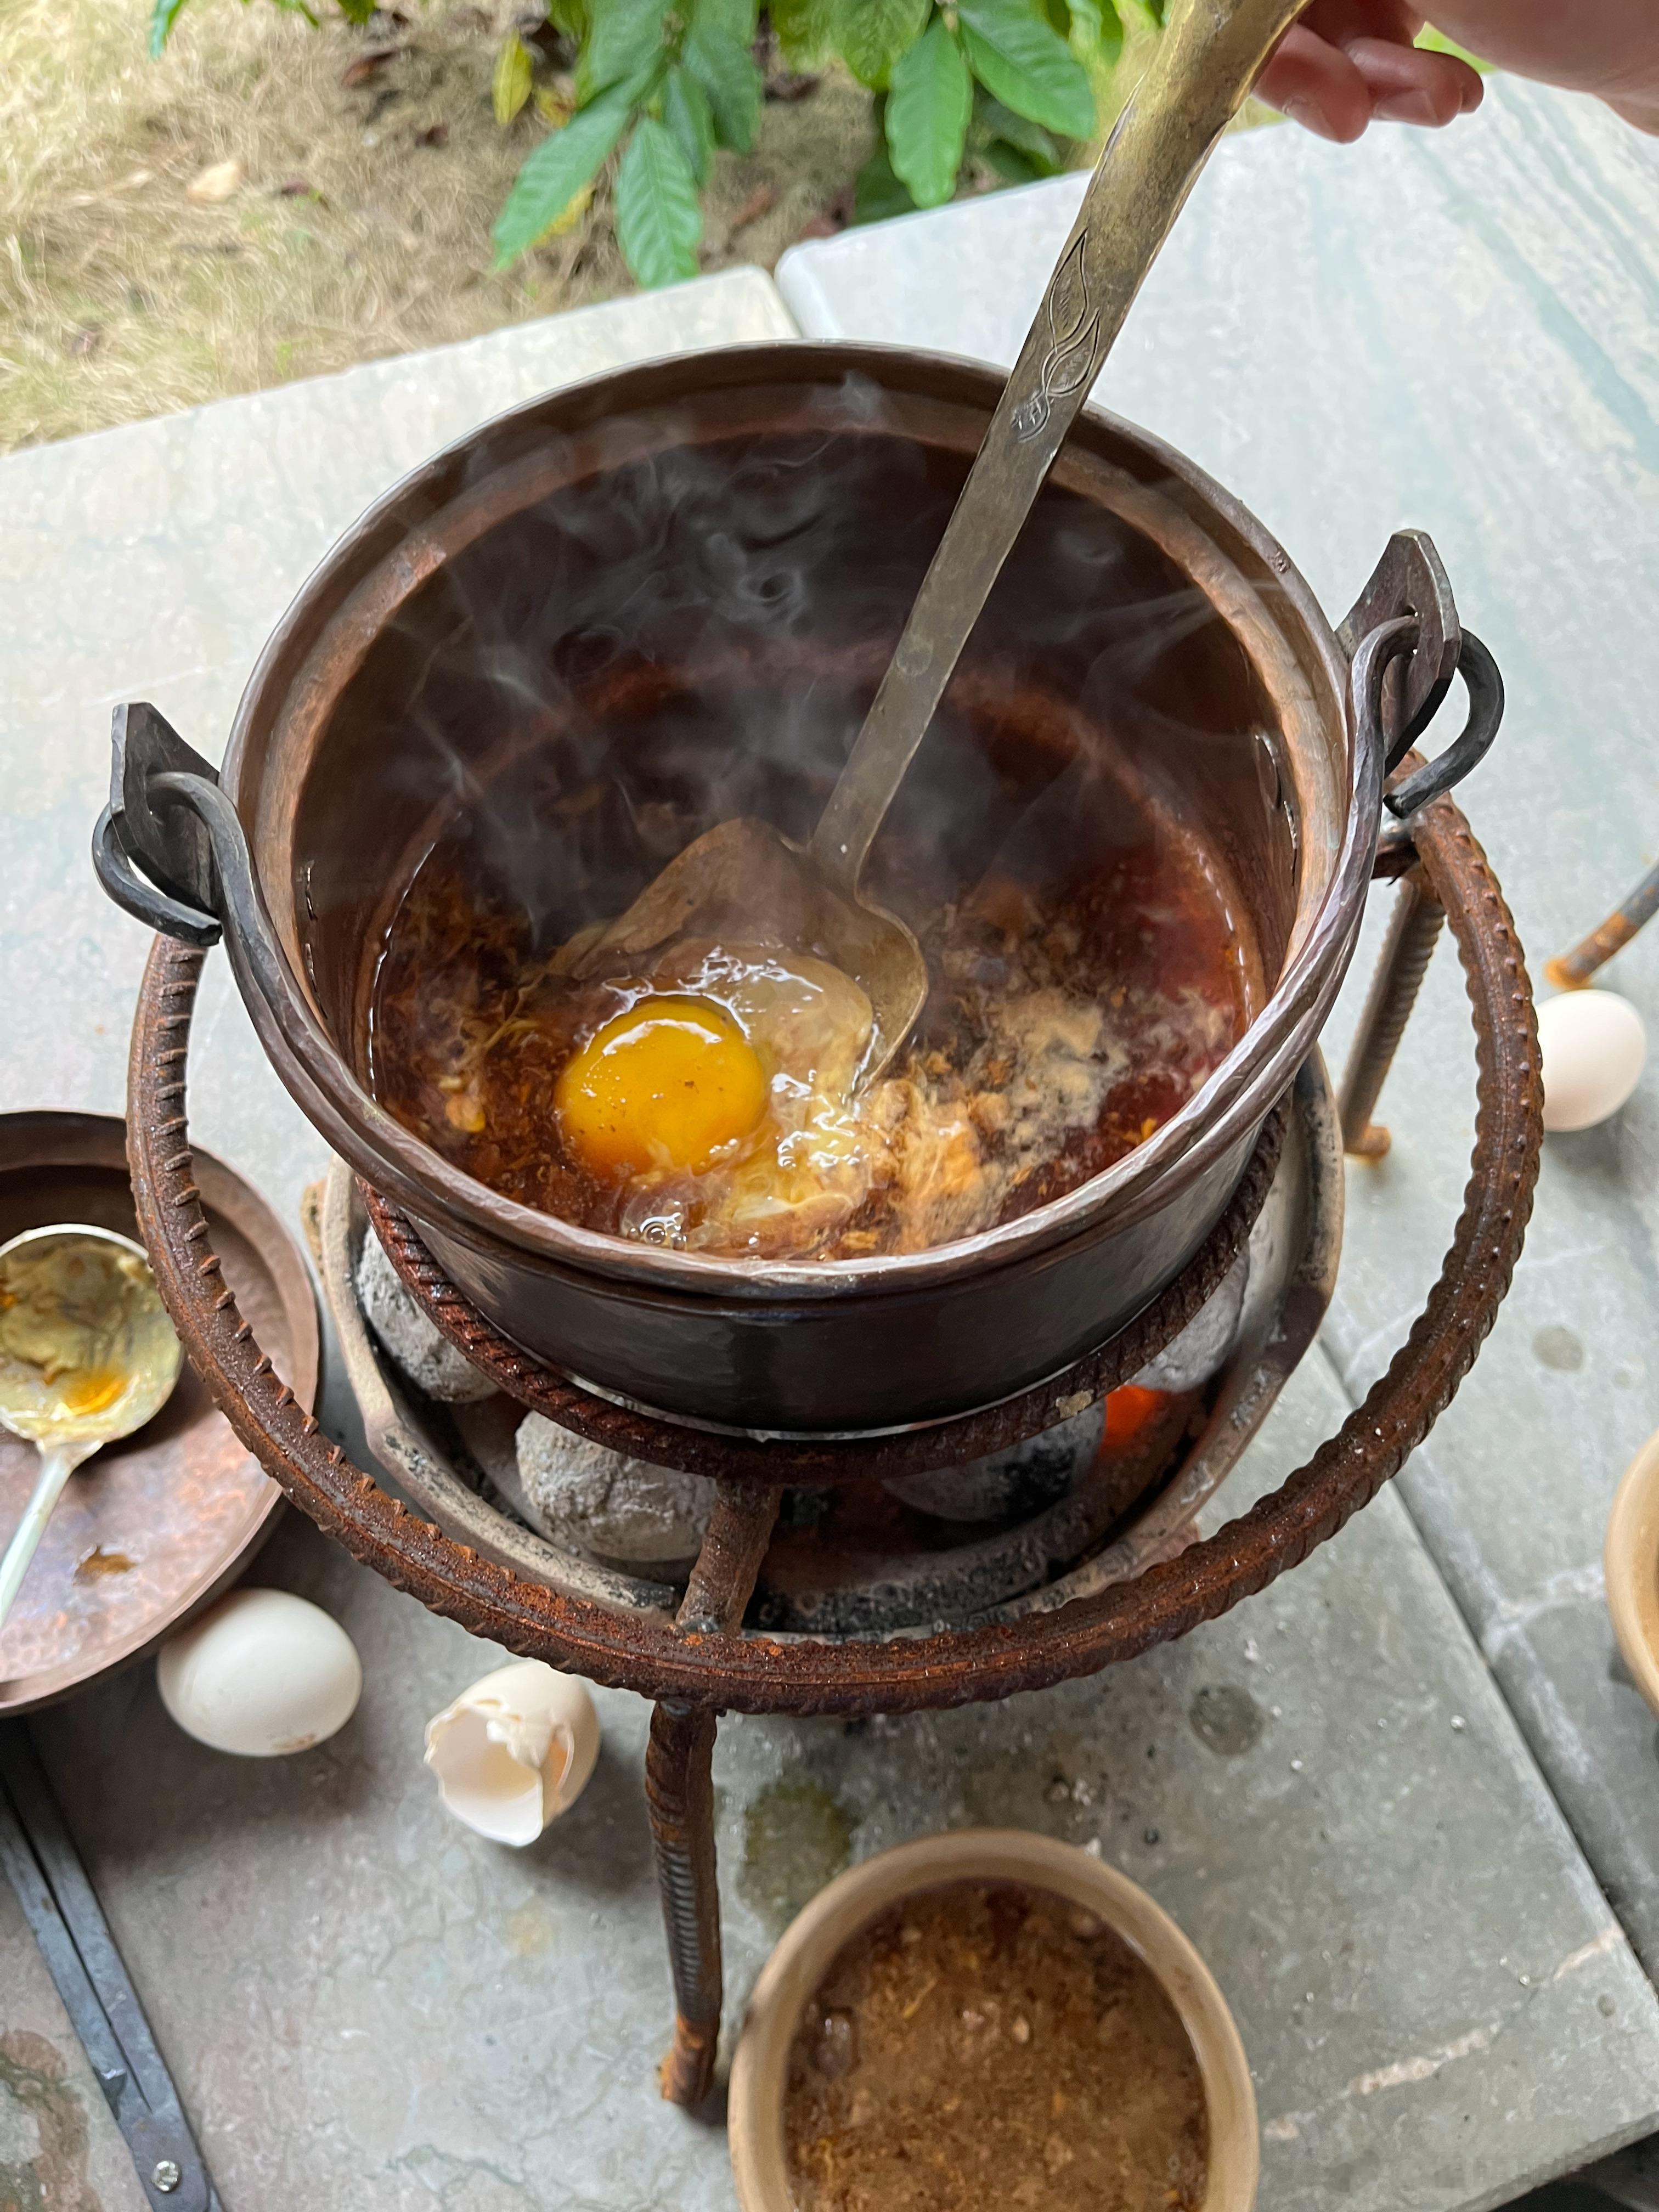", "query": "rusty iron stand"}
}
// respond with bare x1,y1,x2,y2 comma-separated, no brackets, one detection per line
1339,854,1448,1161
123,765,1539,2106
1545,859,1659,991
